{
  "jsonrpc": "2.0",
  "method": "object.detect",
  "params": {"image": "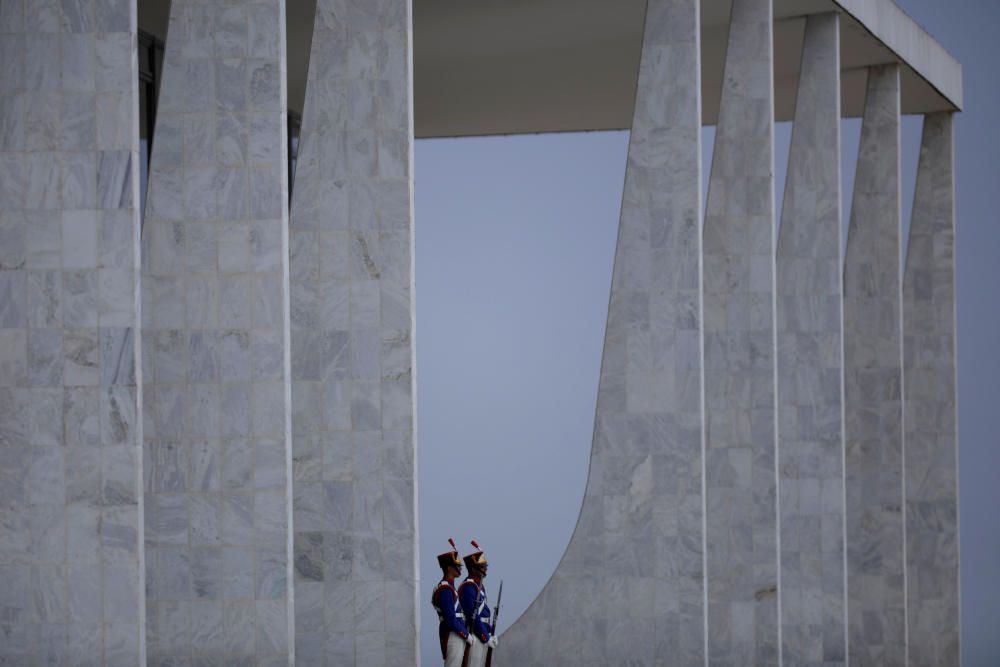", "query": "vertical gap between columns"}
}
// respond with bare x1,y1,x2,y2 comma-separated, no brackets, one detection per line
136,0,170,224
284,0,317,201
698,111,715,667
773,121,793,238
839,117,862,260
900,114,925,267
833,29,849,667
279,1,295,661
700,126,715,230
896,88,908,667
134,3,171,664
